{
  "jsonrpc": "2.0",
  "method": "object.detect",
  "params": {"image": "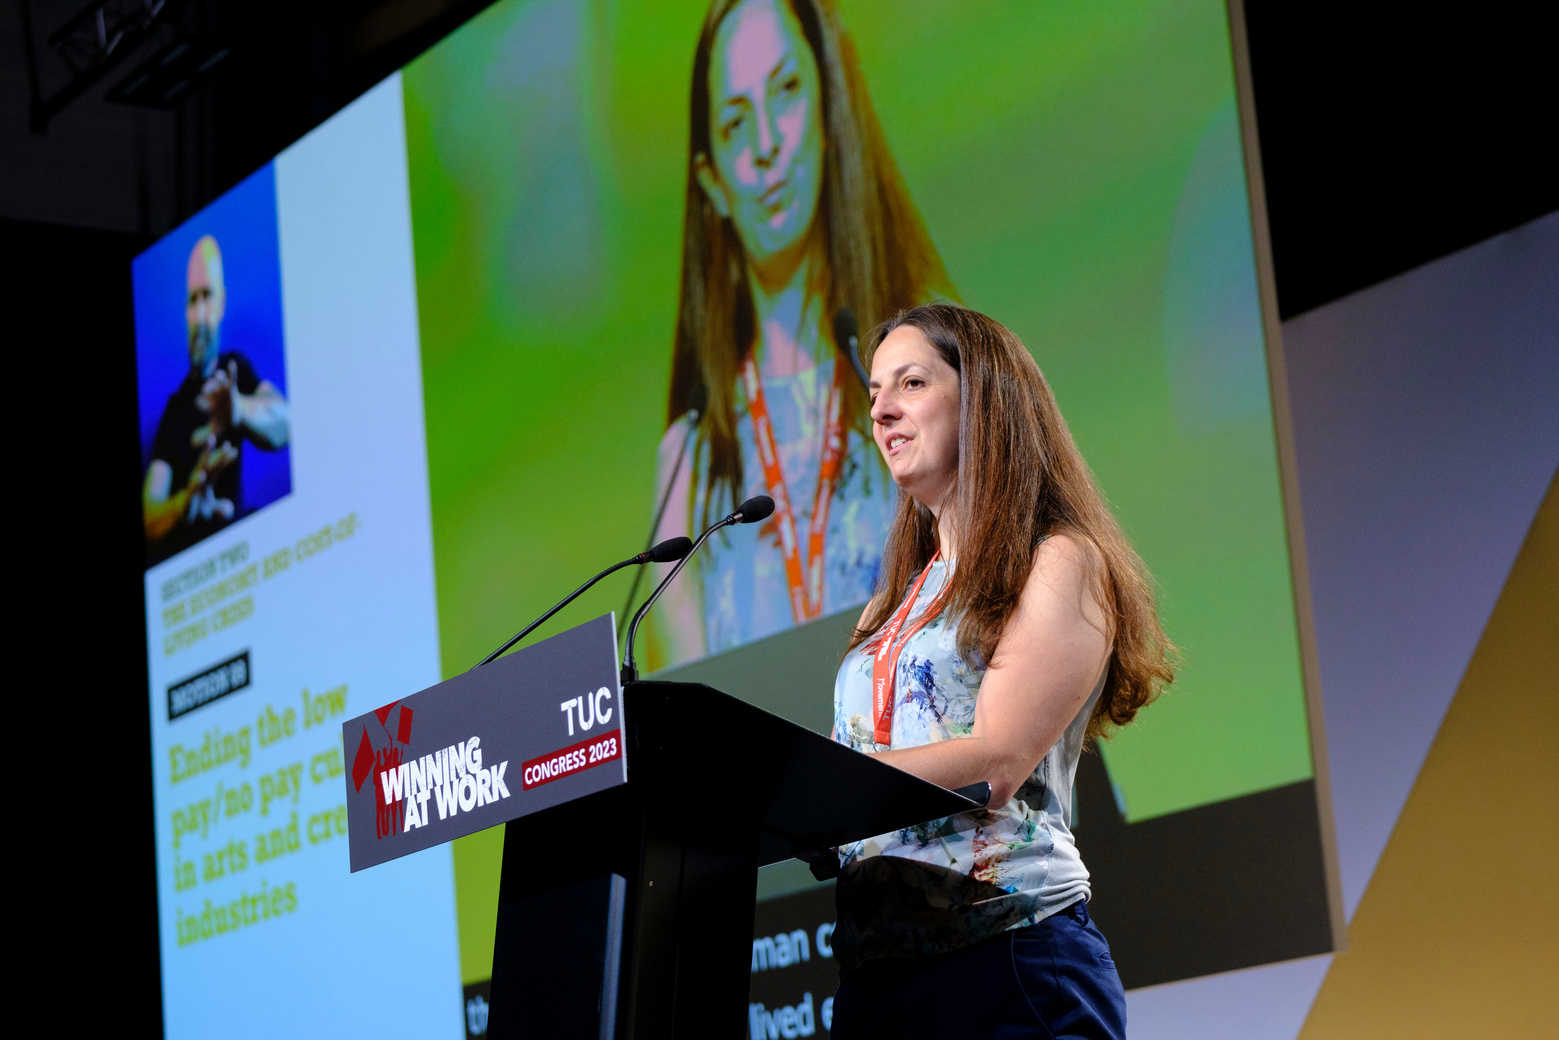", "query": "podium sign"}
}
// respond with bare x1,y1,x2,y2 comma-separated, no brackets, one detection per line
341,614,625,871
